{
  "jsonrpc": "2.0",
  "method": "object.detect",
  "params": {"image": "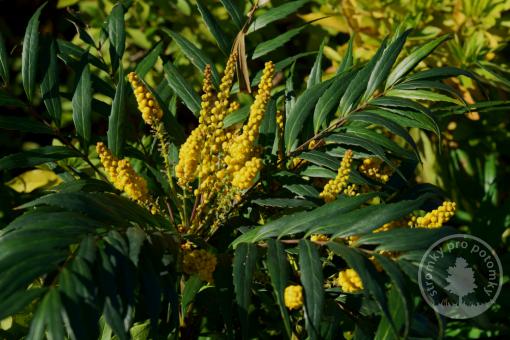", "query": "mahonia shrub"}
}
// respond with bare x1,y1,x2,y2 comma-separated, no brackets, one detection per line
0,1,491,339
